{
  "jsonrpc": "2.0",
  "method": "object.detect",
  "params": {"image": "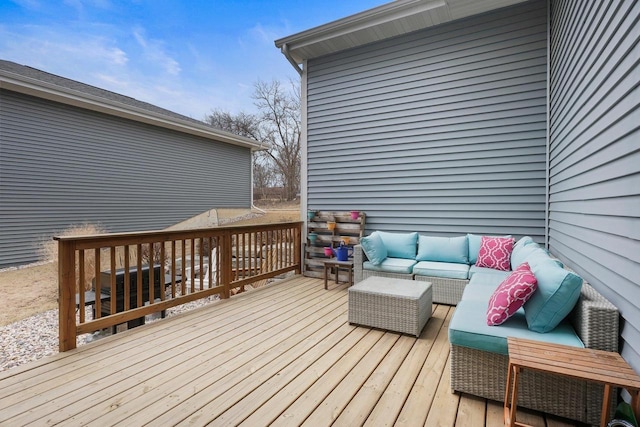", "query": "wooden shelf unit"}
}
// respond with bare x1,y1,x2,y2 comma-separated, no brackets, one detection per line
304,211,365,281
